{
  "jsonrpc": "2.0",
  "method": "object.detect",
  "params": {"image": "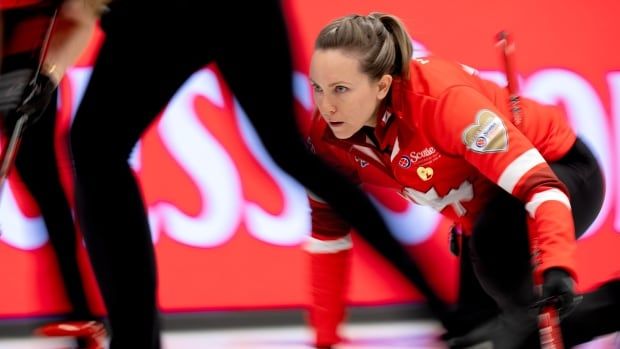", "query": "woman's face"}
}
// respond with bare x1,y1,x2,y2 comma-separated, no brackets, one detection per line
310,48,391,139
